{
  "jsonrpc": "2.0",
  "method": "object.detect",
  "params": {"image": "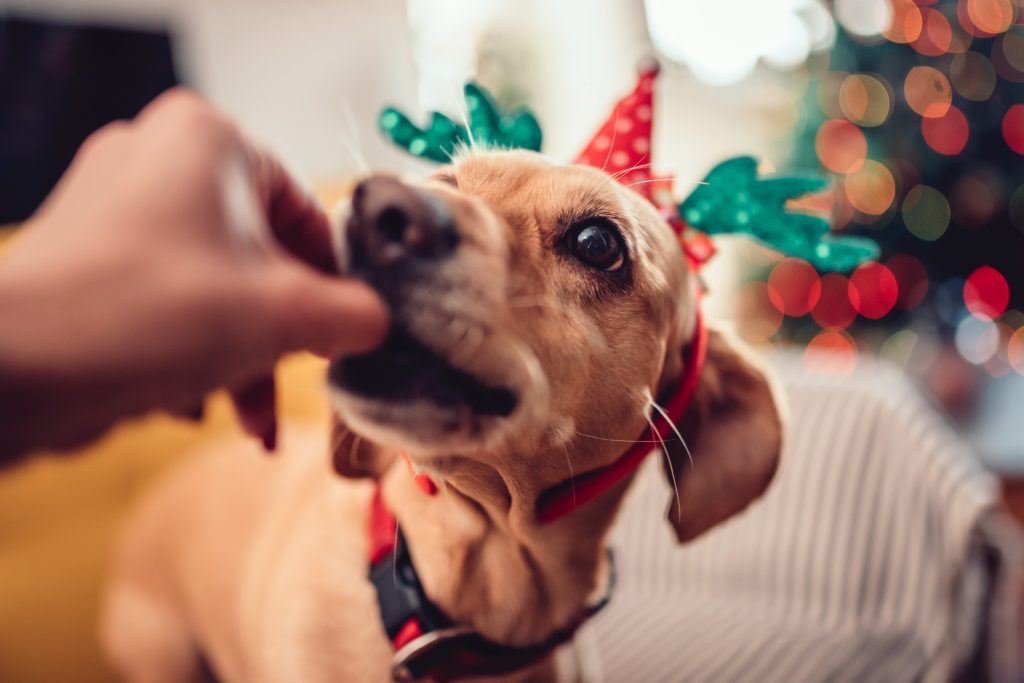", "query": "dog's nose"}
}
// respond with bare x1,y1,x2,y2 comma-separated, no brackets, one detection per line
348,176,458,270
